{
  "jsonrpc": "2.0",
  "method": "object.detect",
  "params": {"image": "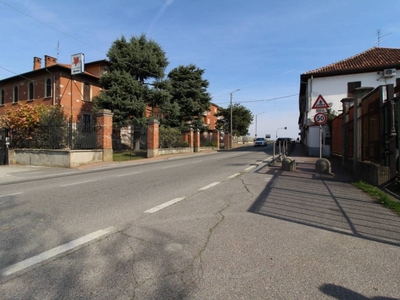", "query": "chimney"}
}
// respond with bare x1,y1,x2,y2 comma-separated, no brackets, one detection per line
33,57,42,70
44,55,57,67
